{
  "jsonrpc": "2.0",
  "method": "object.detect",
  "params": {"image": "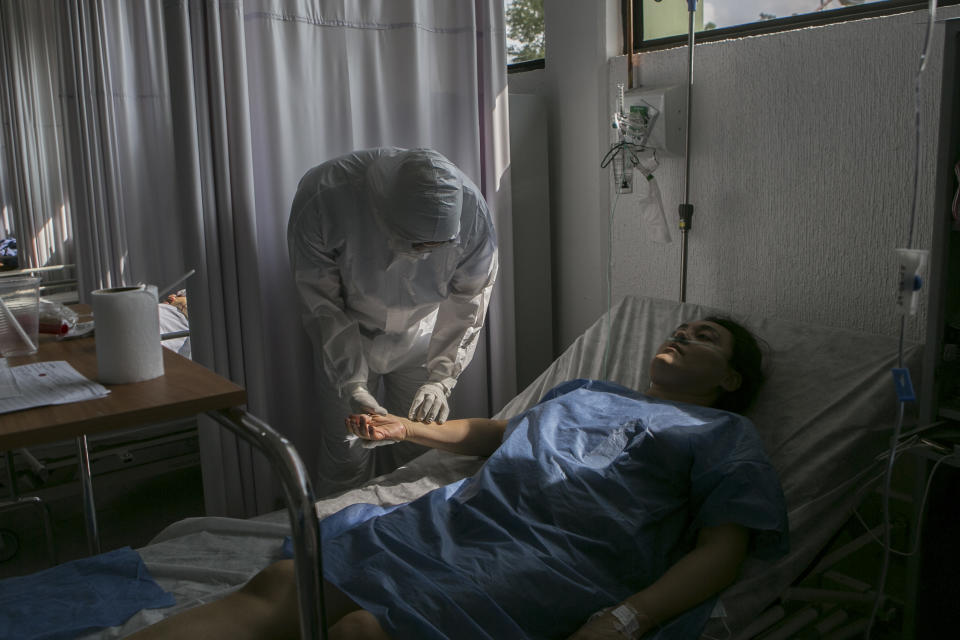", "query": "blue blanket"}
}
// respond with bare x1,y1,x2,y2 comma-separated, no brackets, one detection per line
321,380,788,639
0,546,174,640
